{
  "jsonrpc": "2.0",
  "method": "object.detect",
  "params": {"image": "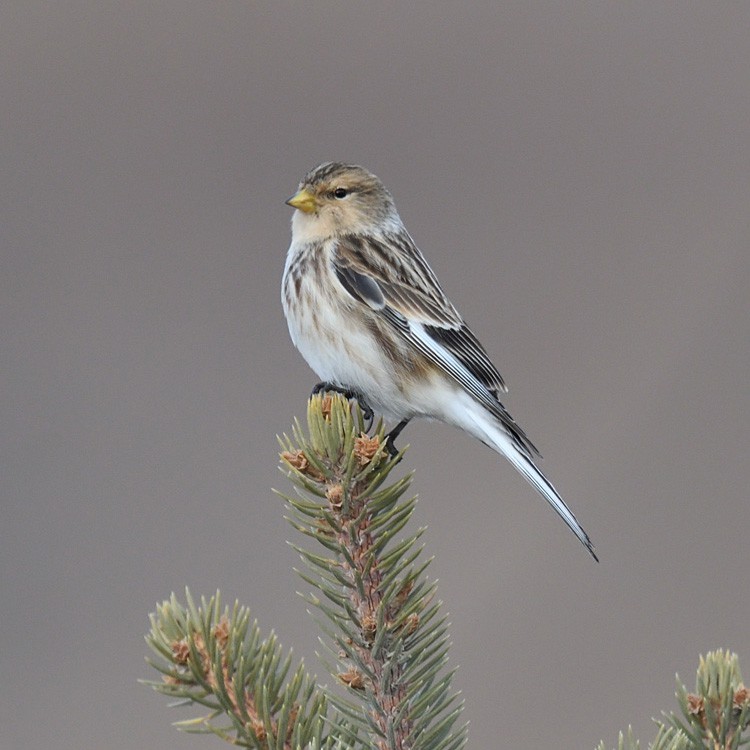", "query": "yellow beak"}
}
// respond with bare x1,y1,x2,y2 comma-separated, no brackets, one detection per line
286,188,318,214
